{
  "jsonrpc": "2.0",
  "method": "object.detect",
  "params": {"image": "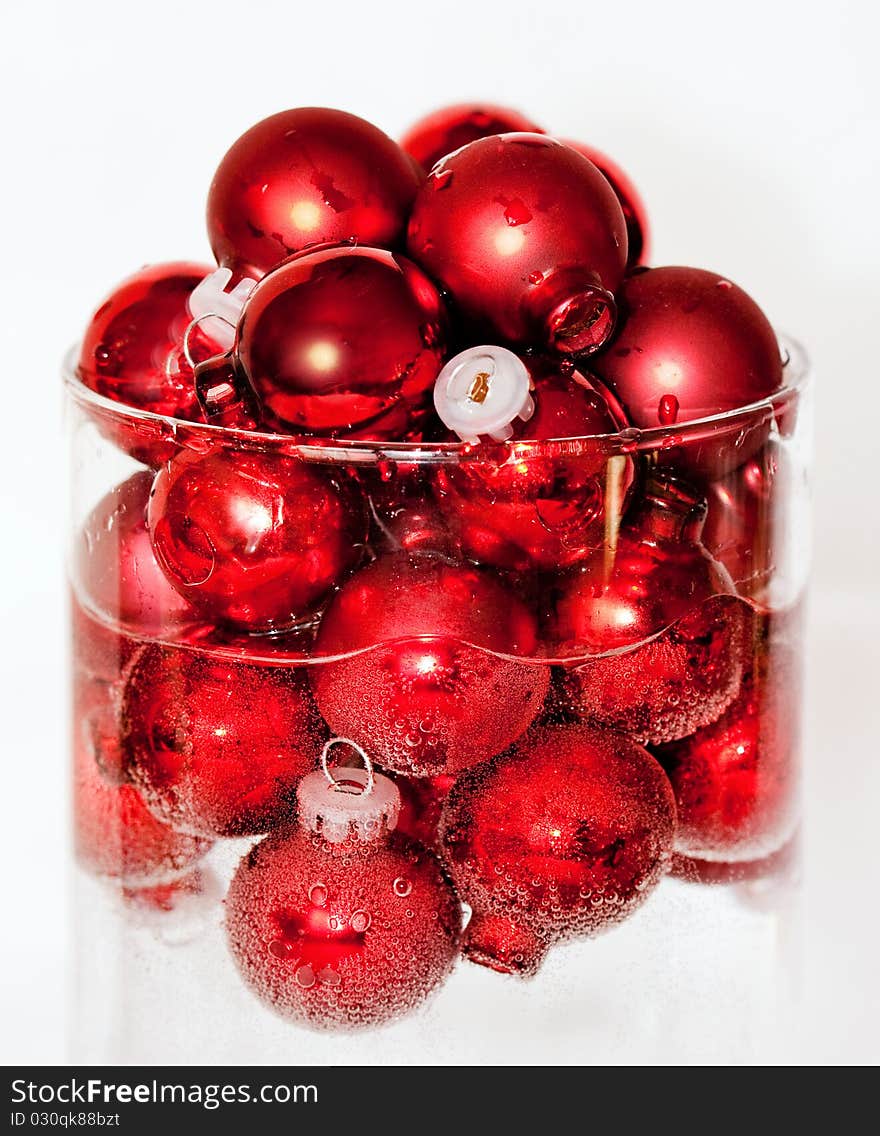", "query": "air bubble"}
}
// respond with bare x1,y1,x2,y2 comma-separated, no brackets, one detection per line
295,964,316,989
351,909,371,933
309,883,328,906
393,877,412,897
